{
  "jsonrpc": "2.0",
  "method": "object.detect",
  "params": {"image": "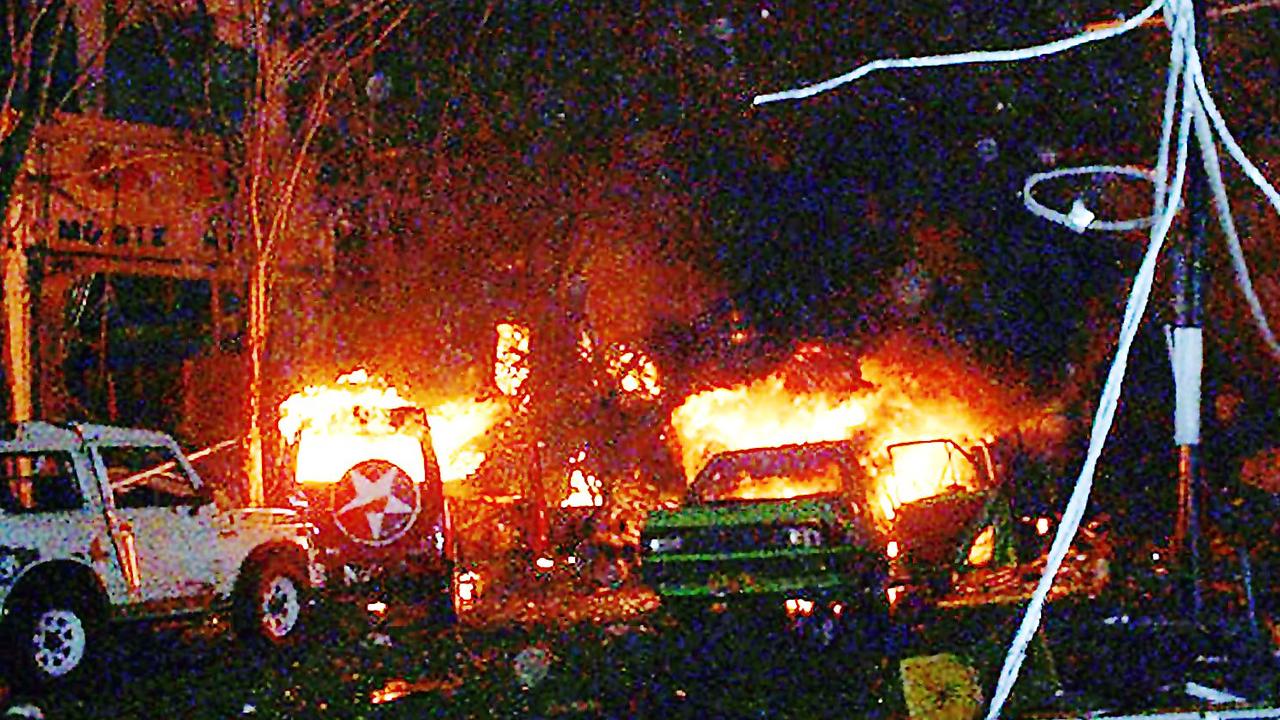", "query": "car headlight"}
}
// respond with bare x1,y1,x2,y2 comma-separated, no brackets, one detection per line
647,536,683,553
787,526,823,548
